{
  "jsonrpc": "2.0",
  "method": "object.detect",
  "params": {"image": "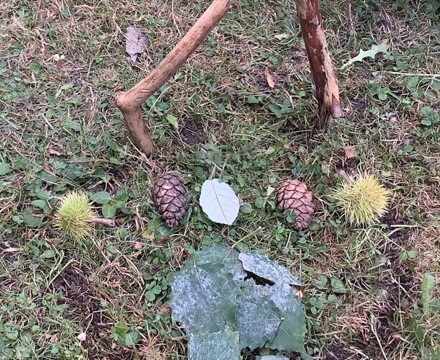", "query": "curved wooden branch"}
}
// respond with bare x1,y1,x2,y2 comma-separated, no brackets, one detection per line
294,0,342,128
115,0,232,155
